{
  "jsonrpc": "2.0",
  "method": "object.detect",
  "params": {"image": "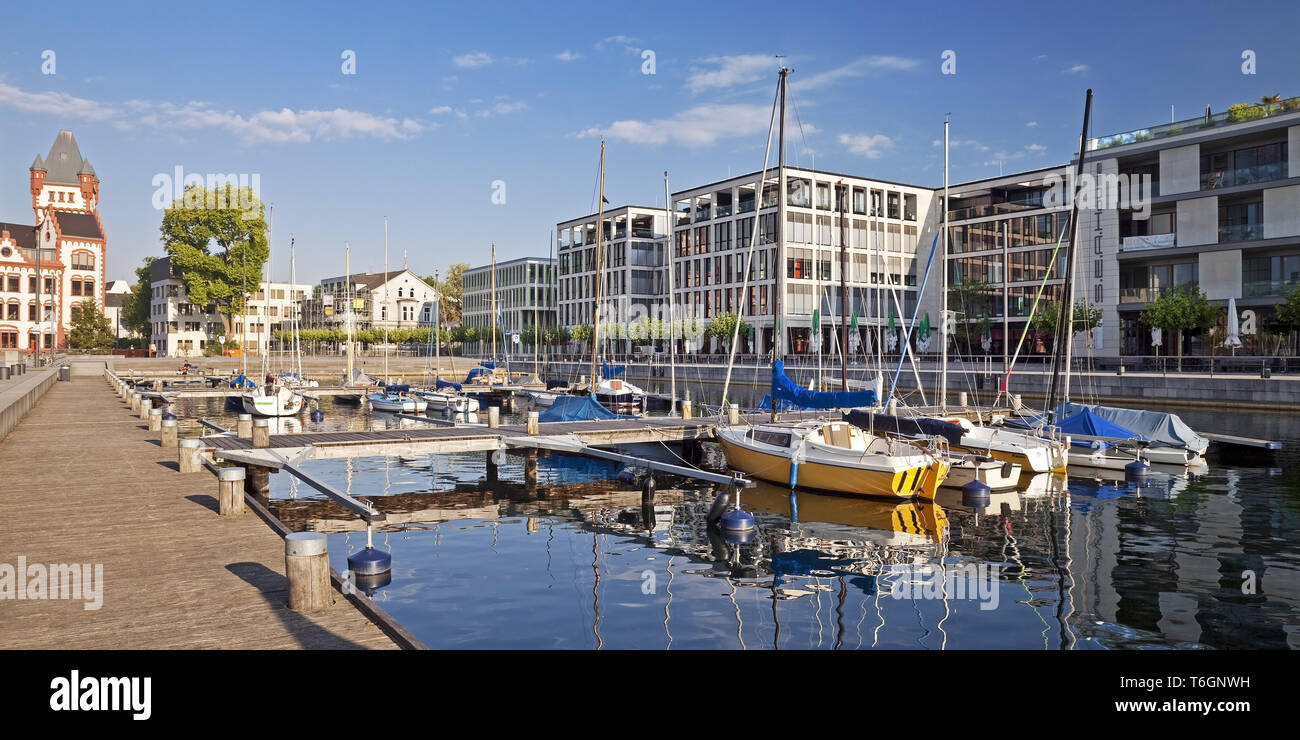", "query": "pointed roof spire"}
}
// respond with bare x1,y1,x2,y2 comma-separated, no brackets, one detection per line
43,130,86,184
30,154,46,172
78,158,96,176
